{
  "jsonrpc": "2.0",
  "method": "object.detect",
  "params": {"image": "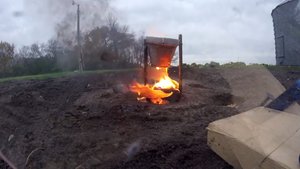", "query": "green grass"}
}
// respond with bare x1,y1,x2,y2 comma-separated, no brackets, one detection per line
187,62,300,71
0,69,135,83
